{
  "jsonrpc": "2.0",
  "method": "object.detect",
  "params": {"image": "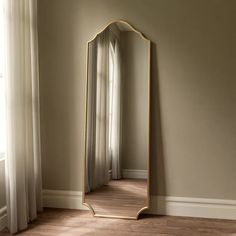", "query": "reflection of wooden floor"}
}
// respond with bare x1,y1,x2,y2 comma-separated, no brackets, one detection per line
85,179,147,218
